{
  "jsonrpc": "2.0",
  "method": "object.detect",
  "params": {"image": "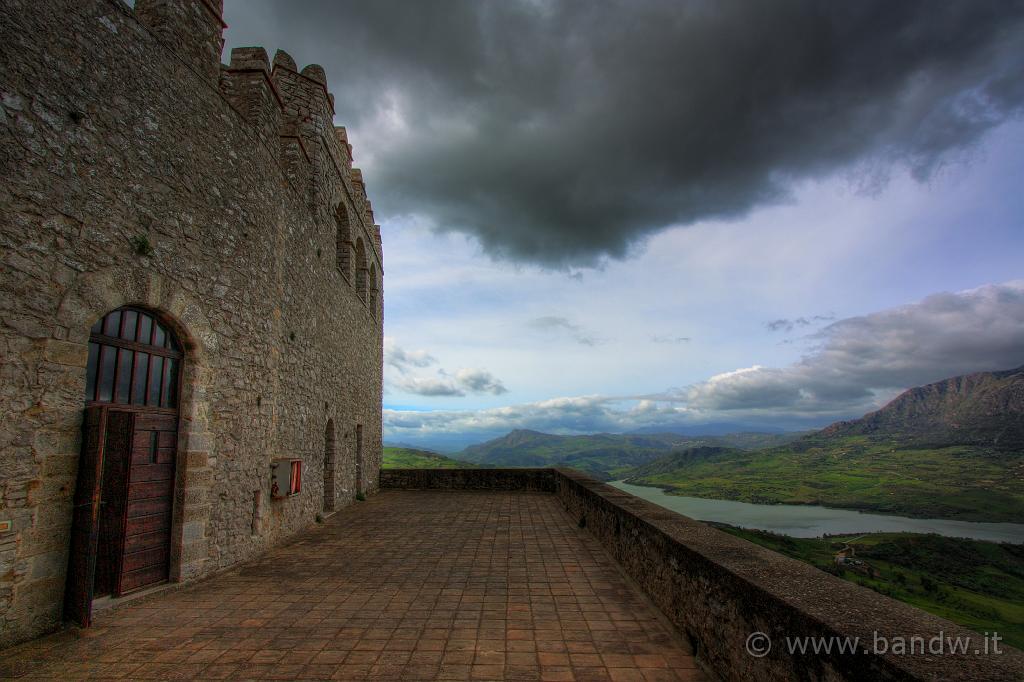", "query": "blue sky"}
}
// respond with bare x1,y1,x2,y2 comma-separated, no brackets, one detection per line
379,122,1024,446
222,1,1024,449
